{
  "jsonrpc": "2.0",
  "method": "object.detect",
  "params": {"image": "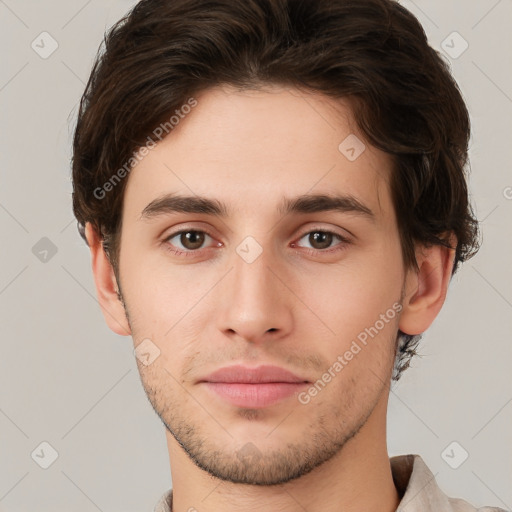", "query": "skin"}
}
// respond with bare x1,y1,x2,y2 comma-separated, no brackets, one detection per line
85,84,455,512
